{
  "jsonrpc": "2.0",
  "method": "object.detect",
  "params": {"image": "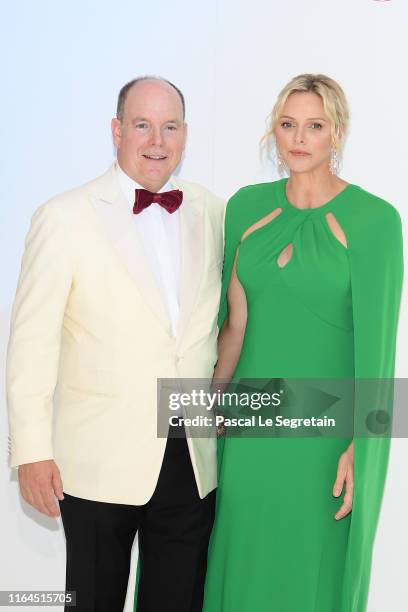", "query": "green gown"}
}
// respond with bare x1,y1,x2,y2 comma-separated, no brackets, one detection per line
202,179,403,612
